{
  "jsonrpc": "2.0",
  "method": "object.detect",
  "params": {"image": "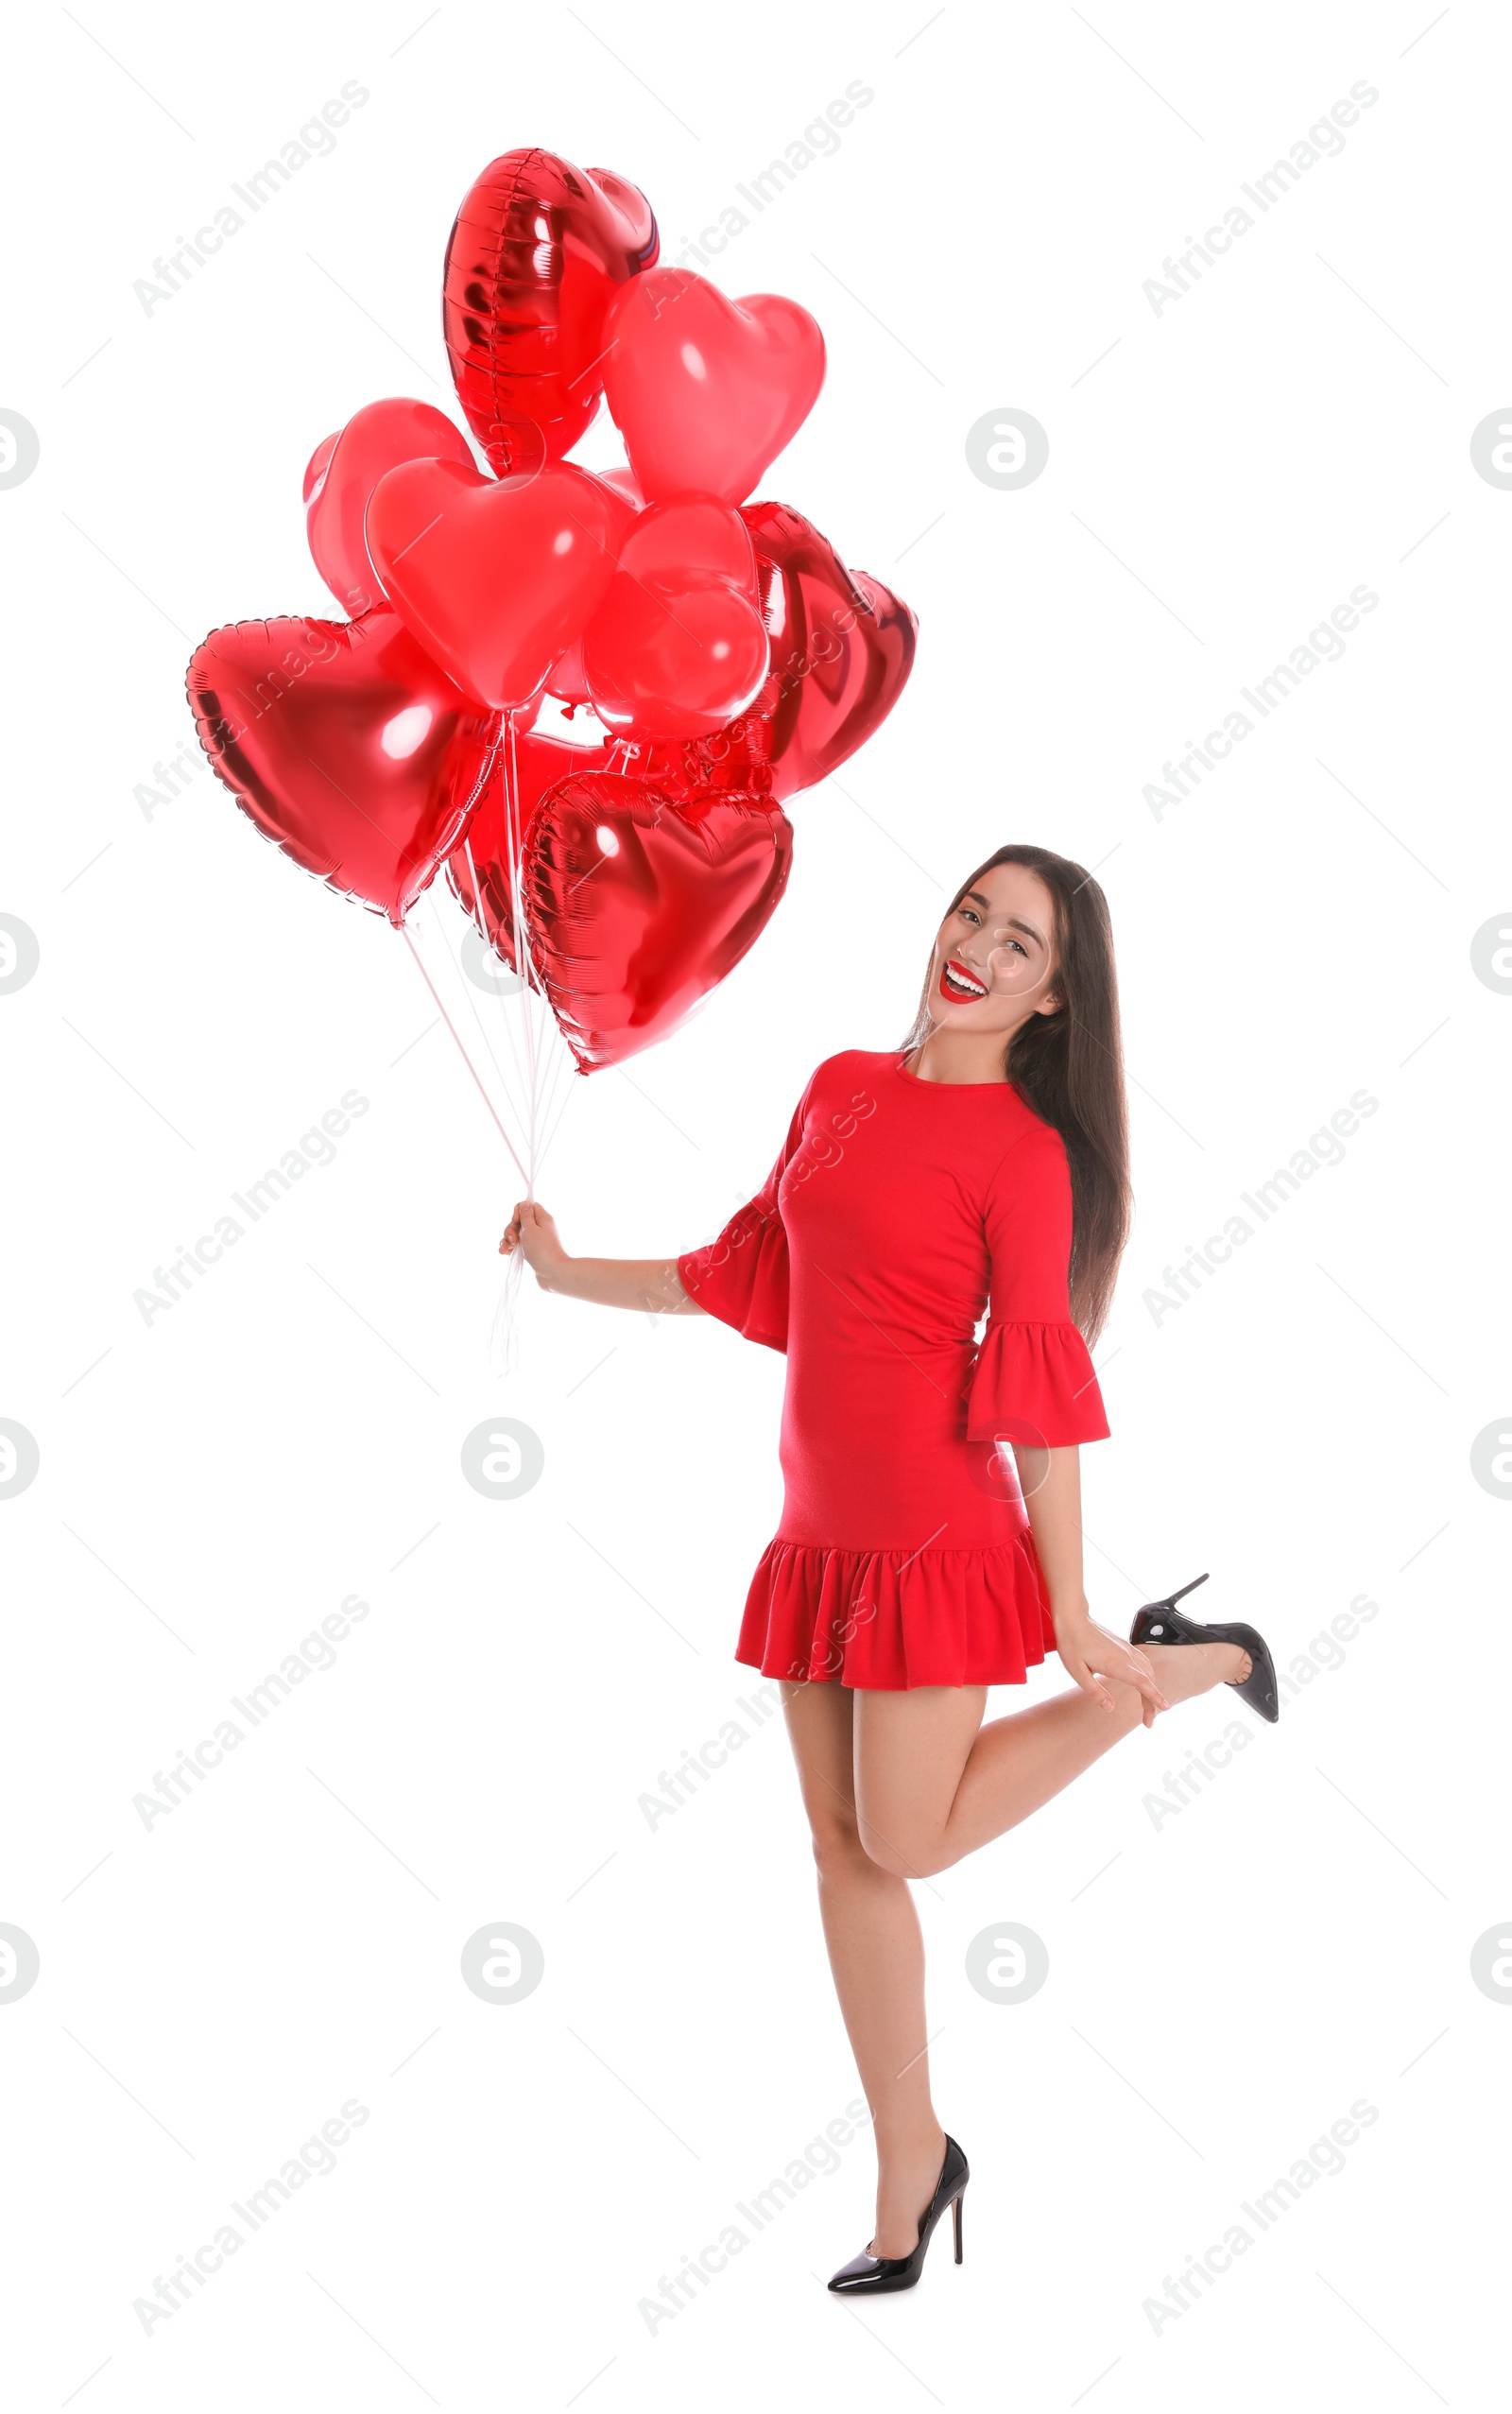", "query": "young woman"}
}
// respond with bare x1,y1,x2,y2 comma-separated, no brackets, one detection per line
501,843,1278,2297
